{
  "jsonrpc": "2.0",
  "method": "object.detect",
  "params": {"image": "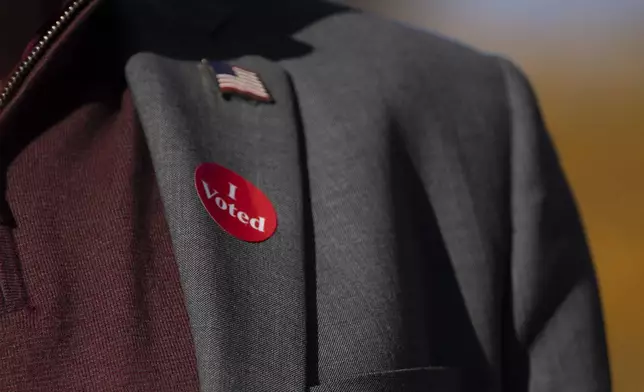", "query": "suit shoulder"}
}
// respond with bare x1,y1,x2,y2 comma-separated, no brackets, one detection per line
279,3,510,120
289,4,510,122
288,2,504,85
